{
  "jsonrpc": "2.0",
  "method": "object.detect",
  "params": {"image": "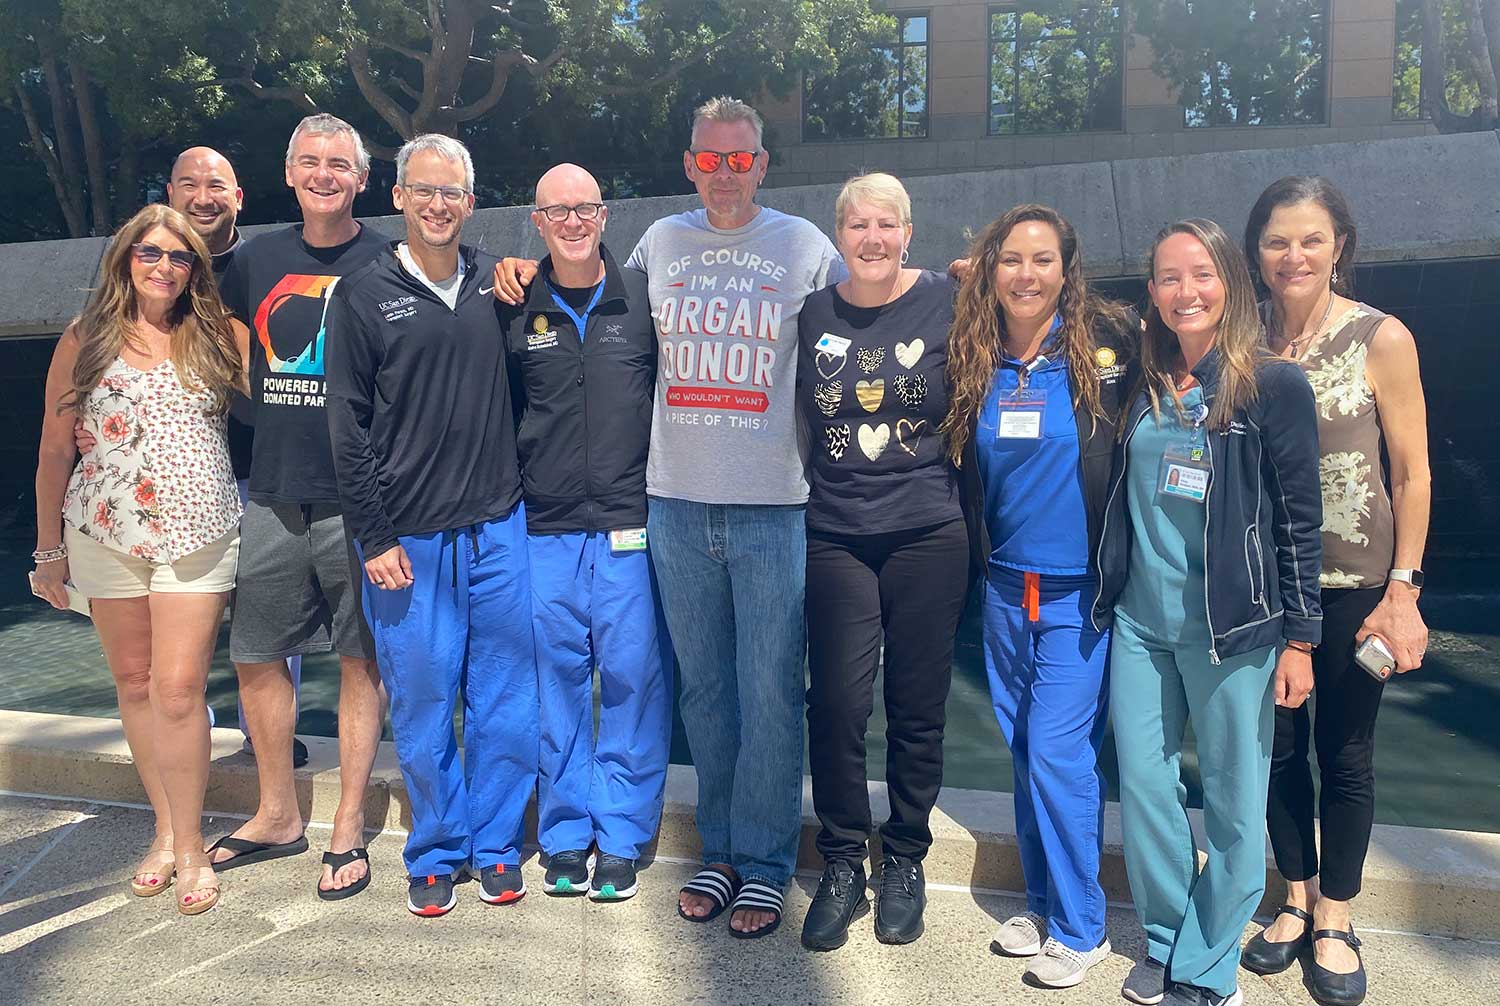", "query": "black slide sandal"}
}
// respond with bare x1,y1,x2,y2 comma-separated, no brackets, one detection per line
727,880,784,940
678,866,739,923
317,848,371,901
206,834,310,872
